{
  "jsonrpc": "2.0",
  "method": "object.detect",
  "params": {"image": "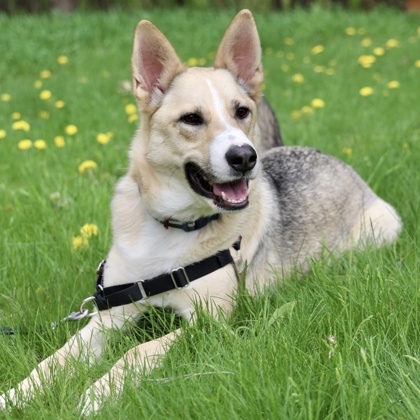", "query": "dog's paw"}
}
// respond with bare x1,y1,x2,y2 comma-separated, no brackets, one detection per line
79,377,116,416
